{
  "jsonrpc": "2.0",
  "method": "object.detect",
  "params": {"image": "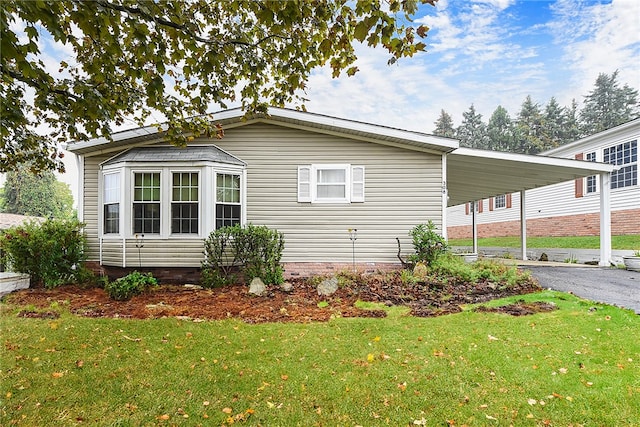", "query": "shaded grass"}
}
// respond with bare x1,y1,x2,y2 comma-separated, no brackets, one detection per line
448,234,640,250
1,291,639,426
